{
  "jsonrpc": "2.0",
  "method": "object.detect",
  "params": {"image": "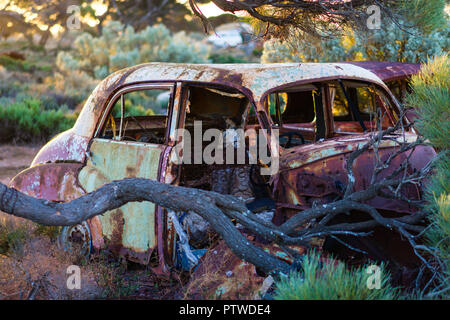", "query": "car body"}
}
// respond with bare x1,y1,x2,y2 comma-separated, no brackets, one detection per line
10,62,435,272
346,61,421,103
